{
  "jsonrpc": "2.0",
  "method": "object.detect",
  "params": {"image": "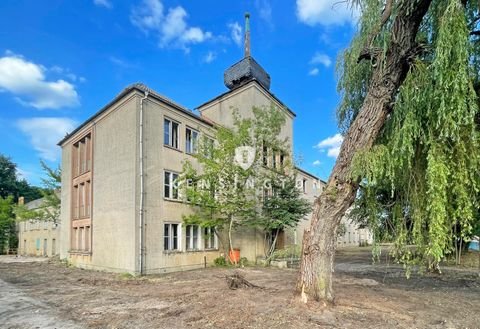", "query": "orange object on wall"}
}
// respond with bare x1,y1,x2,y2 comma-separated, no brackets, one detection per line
229,249,240,264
